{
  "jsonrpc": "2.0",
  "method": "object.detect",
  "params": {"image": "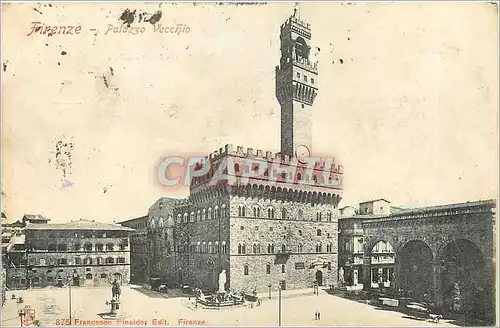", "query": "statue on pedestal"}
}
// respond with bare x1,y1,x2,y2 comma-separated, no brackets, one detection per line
338,267,345,286
112,279,121,301
218,270,227,293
